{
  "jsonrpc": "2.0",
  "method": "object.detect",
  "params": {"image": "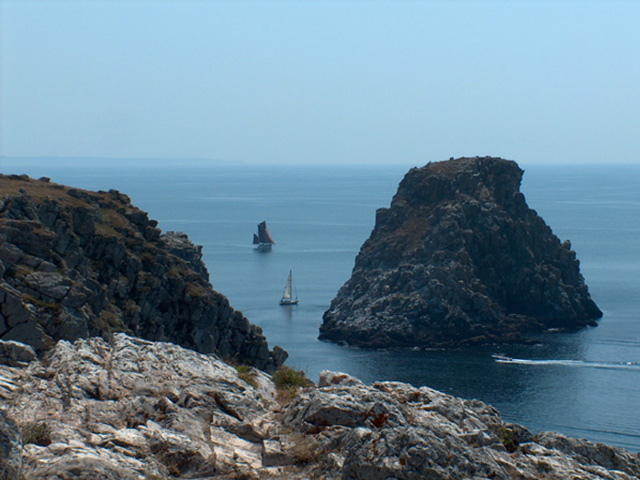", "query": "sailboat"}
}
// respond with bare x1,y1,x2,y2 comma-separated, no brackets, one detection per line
280,270,299,305
253,221,275,252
